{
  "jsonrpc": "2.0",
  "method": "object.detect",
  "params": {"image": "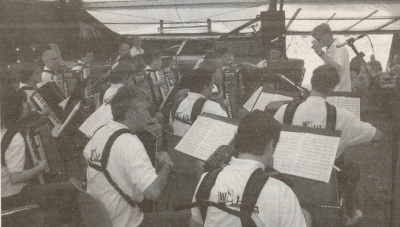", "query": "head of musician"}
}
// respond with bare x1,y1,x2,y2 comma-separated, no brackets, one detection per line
312,23,334,48
79,49,94,66
42,50,59,72
143,49,162,71
216,47,230,66
110,84,152,133
131,35,142,49
118,43,131,57
234,110,281,168
199,52,223,84
203,41,216,54
186,69,214,98
311,64,340,97
109,62,136,85
18,62,42,88
268,47,282,61
1,86,26,129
